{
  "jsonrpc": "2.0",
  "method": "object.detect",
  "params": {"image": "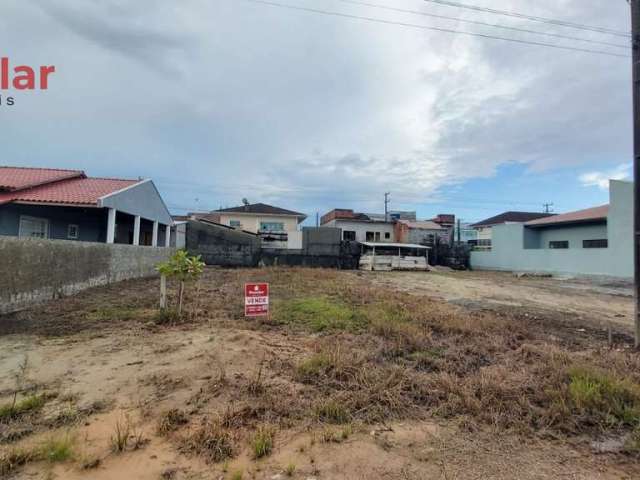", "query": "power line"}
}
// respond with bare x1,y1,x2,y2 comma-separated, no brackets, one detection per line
239,0,629,58
338,0,630,49
421,0,631,38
